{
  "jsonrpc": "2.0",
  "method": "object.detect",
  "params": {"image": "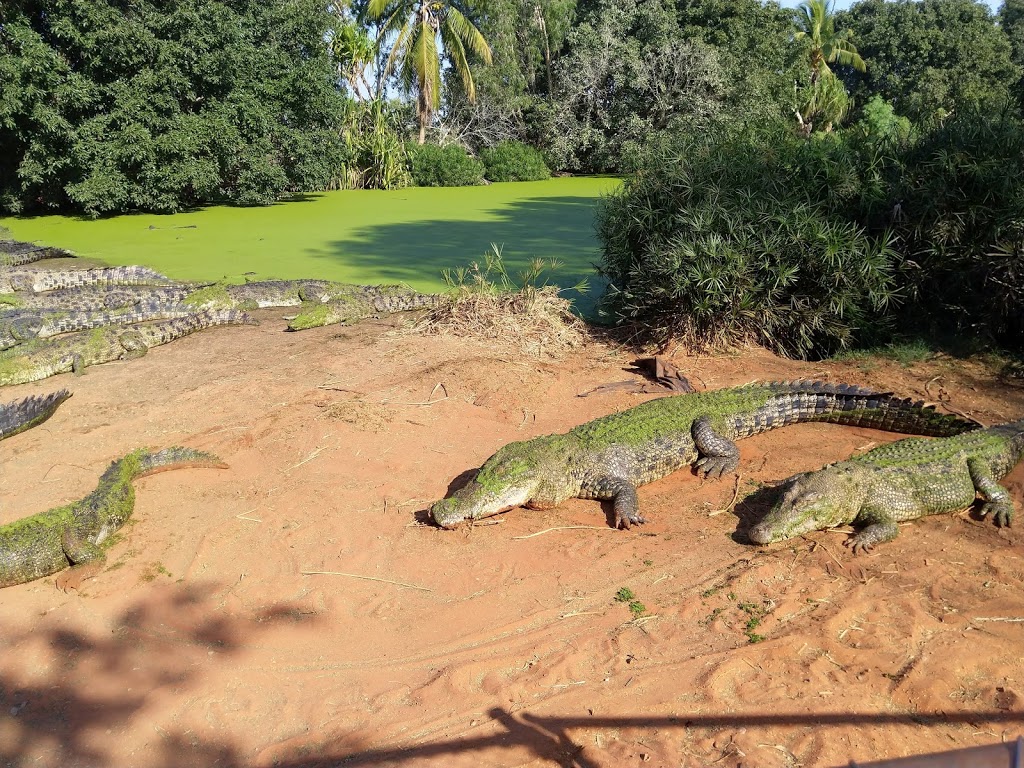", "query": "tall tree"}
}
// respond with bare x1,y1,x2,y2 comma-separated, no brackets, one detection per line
841,0,1019,122
366,0,492,143
0,0,348,215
